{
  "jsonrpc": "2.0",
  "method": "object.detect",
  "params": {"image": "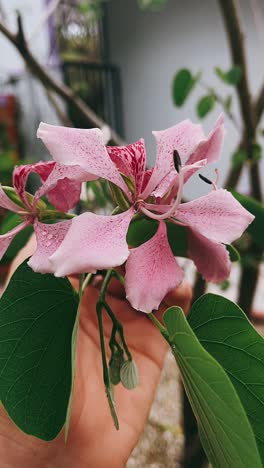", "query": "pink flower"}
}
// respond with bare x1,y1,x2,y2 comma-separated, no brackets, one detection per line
37,116,254,312
0,161,81,273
